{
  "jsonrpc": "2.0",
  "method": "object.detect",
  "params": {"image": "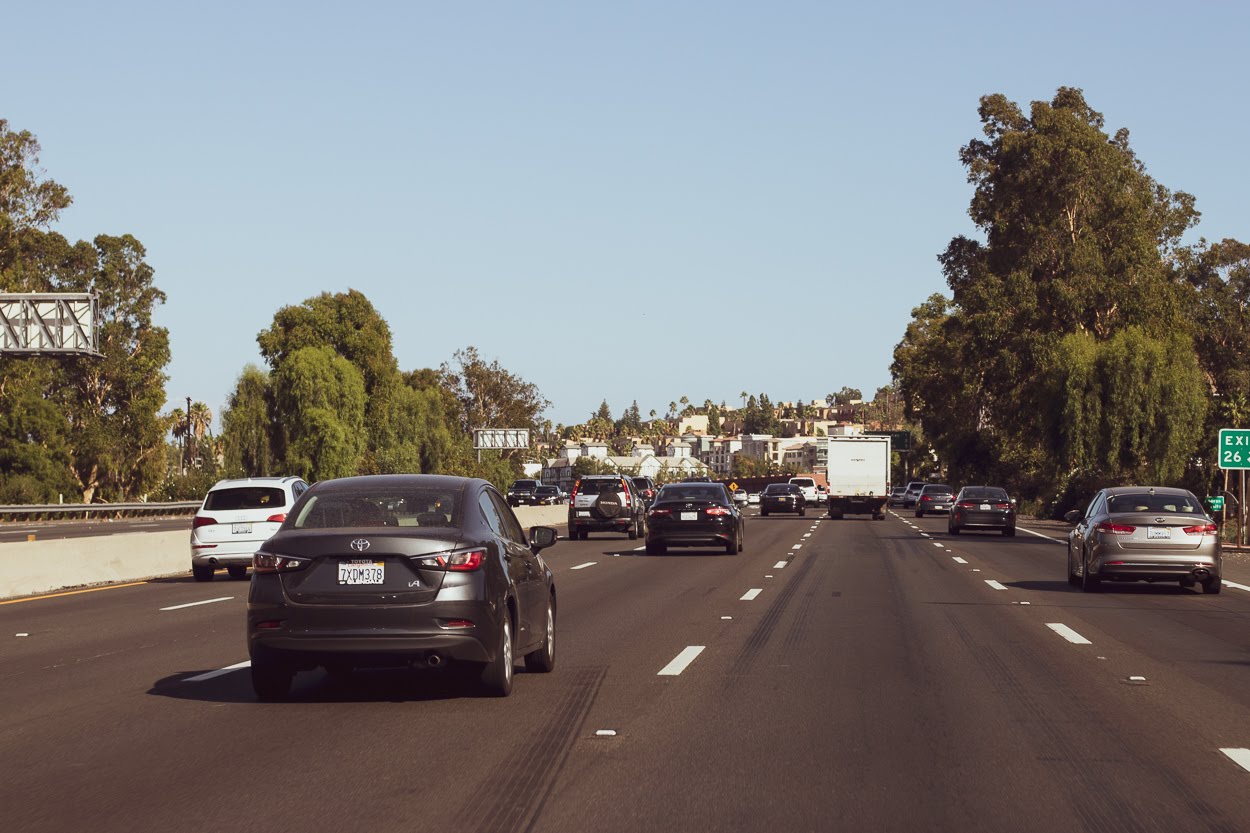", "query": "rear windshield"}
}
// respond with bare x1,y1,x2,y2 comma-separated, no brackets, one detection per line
961,487,1009,501
509,480,538,490
205,487,286,511
292,489,462,529
921,485,953,494
764,484,799,495
1106,493,1202,515
578,478,624,493
790,478,815,487
658,485,727,503
535,486,558,496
